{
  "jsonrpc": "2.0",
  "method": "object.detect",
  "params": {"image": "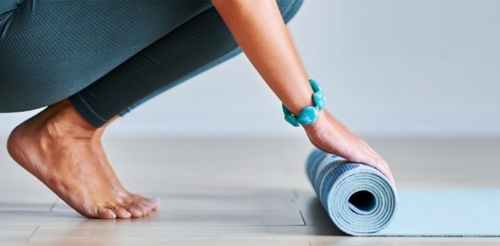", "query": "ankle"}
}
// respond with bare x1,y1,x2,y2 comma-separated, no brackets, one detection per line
44,99,98,139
